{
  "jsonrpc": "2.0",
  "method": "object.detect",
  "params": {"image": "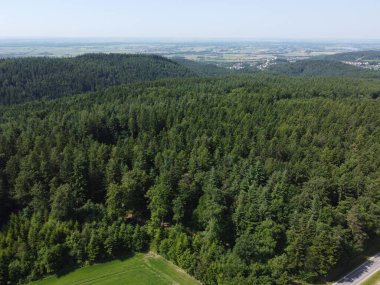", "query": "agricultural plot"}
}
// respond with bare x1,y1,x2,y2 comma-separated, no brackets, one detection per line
30,253,200,285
